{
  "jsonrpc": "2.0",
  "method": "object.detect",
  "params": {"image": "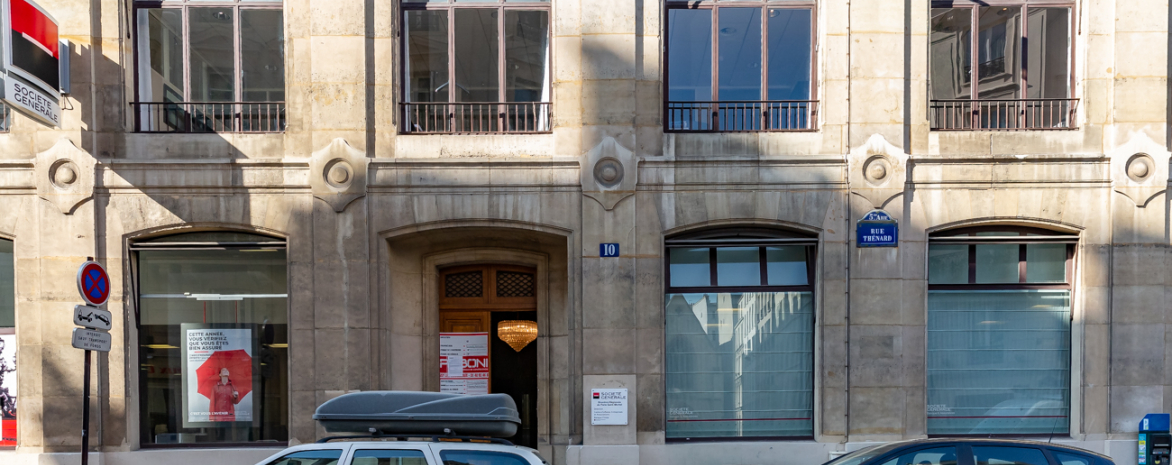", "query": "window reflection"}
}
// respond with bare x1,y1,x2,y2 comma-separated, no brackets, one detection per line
666,2,815,132
929,3,1073,130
